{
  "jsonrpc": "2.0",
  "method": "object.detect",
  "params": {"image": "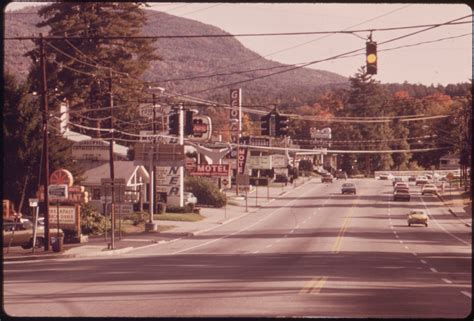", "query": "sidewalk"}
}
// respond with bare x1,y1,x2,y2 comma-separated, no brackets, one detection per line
4,176,313,261
437,185,472,228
